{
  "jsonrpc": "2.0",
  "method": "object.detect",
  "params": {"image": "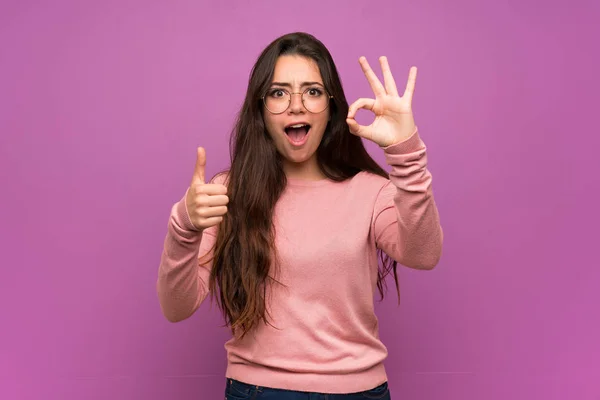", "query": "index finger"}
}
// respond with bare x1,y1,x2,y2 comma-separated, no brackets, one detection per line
199,184,228,196
359,56,386,97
